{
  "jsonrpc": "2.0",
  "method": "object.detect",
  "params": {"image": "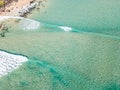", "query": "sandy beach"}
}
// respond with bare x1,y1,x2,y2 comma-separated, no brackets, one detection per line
0,0,46,16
